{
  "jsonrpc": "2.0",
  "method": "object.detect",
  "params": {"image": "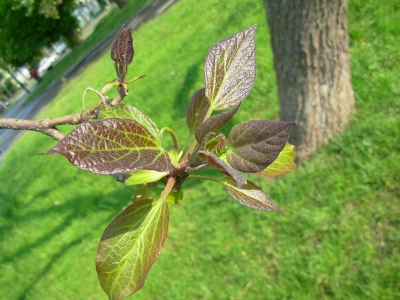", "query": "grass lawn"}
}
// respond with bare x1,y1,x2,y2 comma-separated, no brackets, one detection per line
0,0,399,299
